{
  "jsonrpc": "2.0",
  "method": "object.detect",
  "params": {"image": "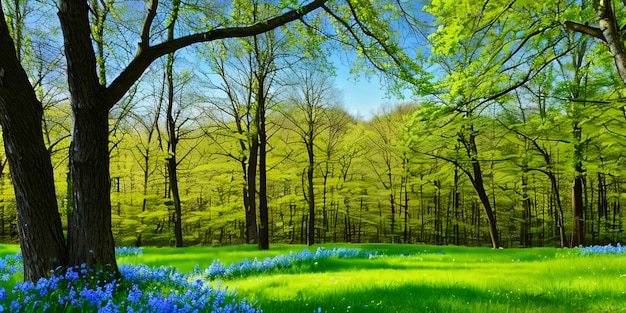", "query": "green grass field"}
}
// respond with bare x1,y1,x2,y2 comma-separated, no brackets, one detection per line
2,243,625,312
114,243,626,313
